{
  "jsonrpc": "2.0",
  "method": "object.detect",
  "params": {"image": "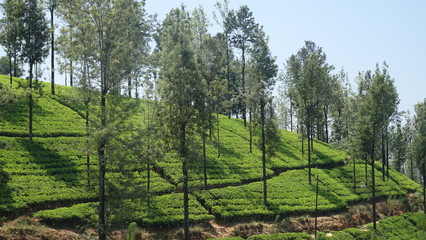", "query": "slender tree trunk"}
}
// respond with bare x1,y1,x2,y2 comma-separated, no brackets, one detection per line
85,102,90,188
29,63,33,141
353,157,357,193
314,173,319,239
249,108,252,153
203,134,207,188
324,105,329,143
70,60,73,86
261,99,268,206
98,90,106,240
365,154,368,187
217,113,220,158
135,78,138,98
13,50,17,77
308,121,312,185
180,123,190,240
371,145,377,231
290,101,293,132
423,163,426,215
386,135,389,179
226,34,231,119
381,132,385,181
301,122,304,156
410,155,414,181
50,8,55,95
8,55,12,87
128,78,131,98
147,160,151,207
242,46,246,127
